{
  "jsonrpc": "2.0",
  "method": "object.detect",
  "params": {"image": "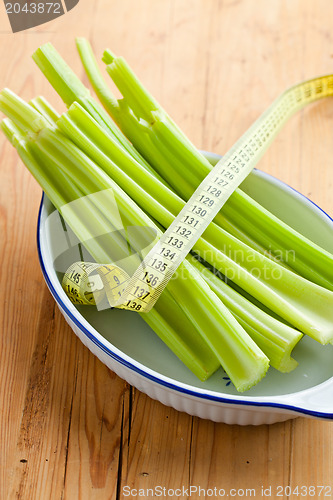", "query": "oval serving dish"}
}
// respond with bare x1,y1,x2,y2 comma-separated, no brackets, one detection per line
37,152,333,426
